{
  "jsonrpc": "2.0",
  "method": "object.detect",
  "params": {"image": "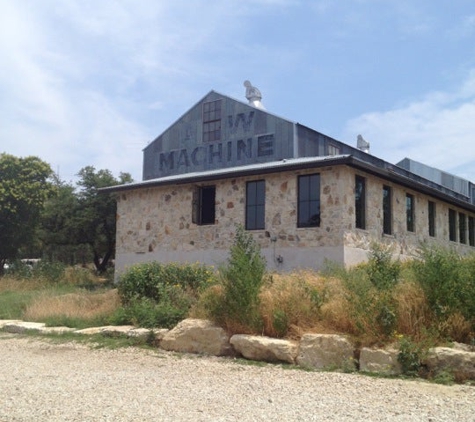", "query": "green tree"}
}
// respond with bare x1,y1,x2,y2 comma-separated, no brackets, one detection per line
40,166,132,273
214,225,266,331
0,153,53,272
39,176,84,264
